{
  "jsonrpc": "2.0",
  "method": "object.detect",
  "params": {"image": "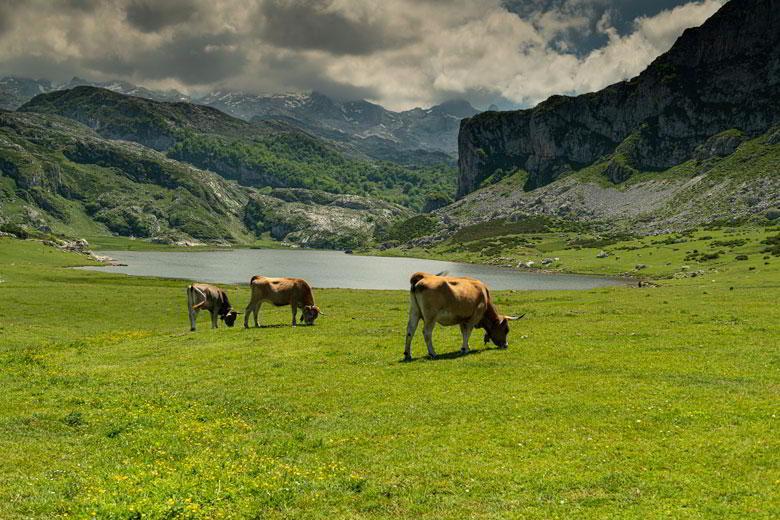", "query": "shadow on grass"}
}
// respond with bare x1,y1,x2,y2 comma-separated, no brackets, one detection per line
245,324,289,329
401,346,504,363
